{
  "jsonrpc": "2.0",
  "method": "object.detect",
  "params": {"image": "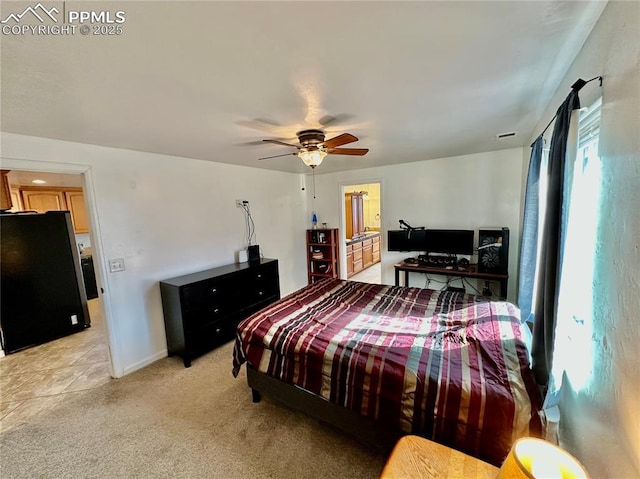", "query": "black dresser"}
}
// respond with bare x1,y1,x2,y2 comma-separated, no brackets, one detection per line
160,258,280,367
